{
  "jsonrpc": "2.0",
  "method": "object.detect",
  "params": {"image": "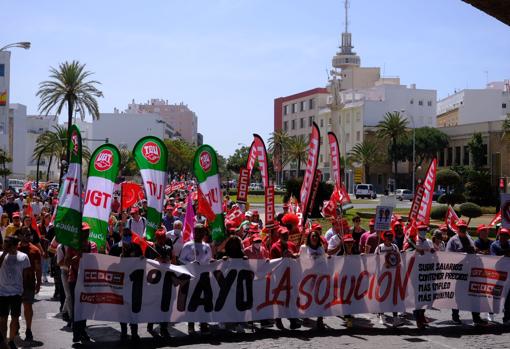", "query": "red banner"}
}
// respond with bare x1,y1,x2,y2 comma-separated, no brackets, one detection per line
306,170,322,219
265,185,275,227
328,132,342,188
445,206,459,233
408,159,437,225
299,122,320,214
165,182,185,196
121,182,145,210
246,134,269,189
236,167,250,204
489,211,502,227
